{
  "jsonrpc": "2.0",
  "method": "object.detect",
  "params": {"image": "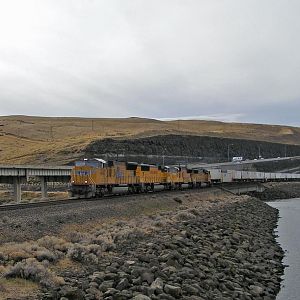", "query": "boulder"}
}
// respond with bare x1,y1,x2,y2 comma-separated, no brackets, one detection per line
164,284,182,298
